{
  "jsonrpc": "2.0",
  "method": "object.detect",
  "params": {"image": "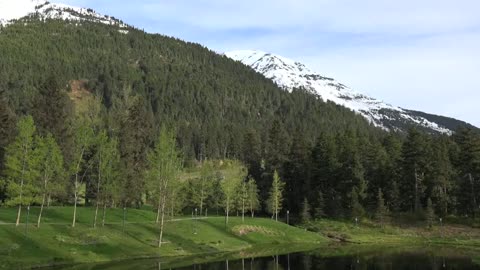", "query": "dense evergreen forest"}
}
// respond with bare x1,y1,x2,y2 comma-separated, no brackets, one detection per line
1,19,480,223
